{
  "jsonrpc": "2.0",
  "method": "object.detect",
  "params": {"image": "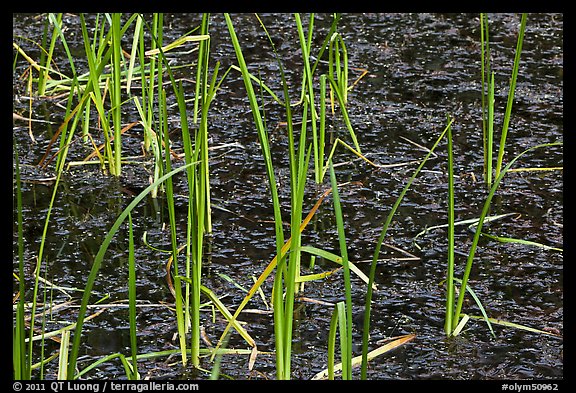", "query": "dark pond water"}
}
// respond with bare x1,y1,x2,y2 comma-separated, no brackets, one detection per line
13,13,563,380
